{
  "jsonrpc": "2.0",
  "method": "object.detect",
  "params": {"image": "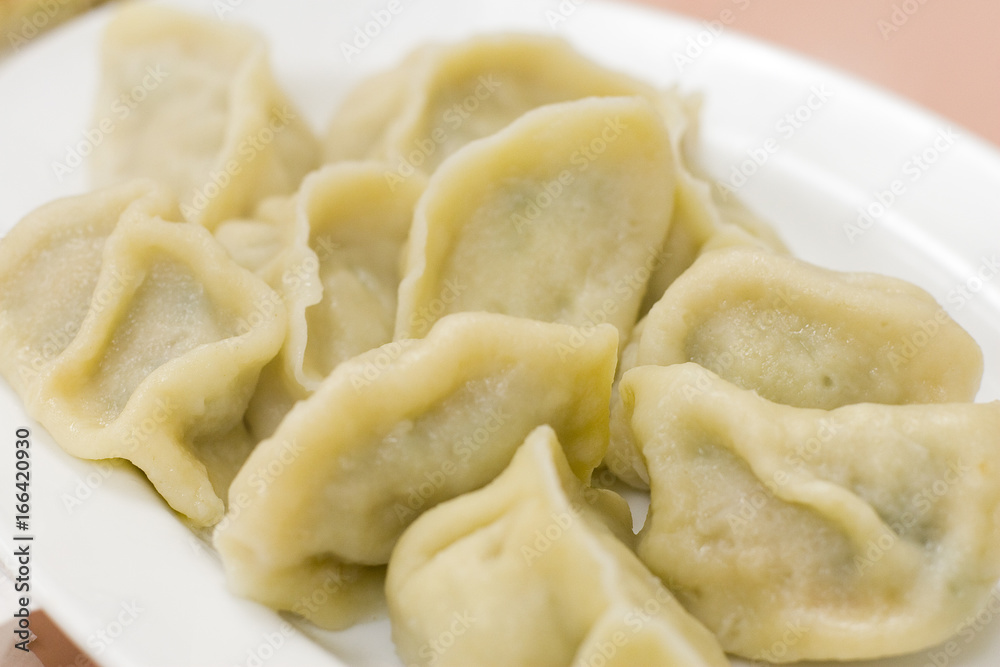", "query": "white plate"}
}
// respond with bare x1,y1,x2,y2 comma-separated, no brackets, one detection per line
1,1,999,666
